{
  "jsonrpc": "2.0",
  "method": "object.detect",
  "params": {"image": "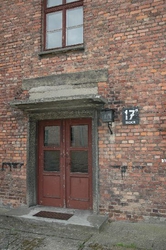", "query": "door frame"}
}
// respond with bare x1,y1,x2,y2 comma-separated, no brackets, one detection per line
26,109,99,213
37,118,93,209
